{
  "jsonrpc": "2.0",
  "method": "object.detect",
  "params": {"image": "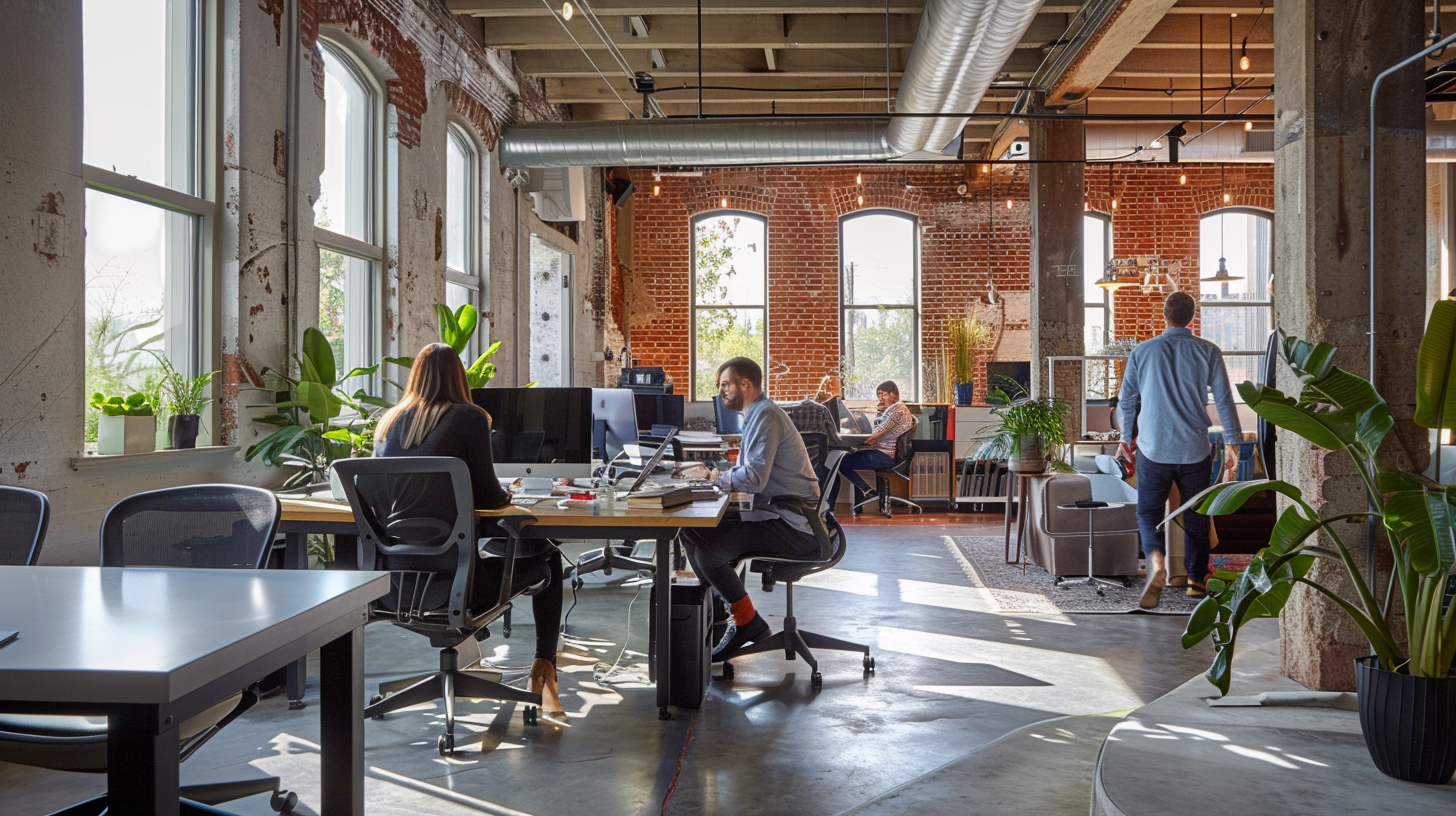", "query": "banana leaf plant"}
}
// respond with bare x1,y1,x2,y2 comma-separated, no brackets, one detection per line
384,303,503,390
1173,304,1456,695
245,326,389,488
